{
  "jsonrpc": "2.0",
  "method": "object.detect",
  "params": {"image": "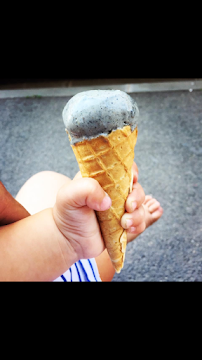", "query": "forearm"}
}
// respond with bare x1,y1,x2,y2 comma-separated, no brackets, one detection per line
0,209,77,281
